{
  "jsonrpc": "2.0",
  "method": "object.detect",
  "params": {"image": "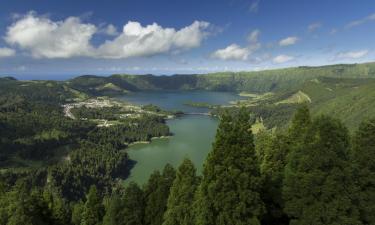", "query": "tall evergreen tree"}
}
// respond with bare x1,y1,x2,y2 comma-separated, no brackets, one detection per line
144,164,176,225
283,115,360,225
288,104,311,143
81,185,104,225
351,119,375,225
102,195,123,225
256,132,290,225
258,105,312,225
121,182,145,225
195,108,264,225
71,201,84,225
163,158,199,225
